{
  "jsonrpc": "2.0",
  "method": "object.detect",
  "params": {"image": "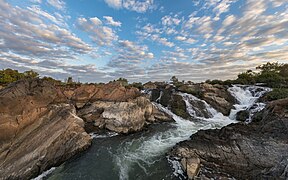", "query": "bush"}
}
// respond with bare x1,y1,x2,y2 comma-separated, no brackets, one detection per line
266,88,288,101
